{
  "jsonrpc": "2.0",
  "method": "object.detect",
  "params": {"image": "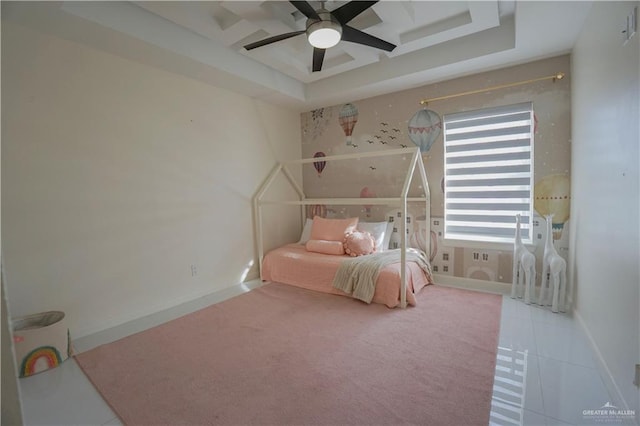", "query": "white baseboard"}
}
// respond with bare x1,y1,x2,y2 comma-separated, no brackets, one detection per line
73,279,263,353
574,309,638,425
433,274,511,295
